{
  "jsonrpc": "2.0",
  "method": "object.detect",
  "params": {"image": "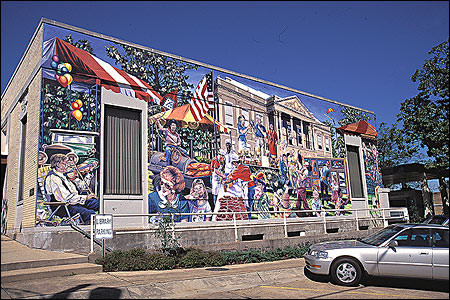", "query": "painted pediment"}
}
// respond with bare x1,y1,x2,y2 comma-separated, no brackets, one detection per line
277,96,316,120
